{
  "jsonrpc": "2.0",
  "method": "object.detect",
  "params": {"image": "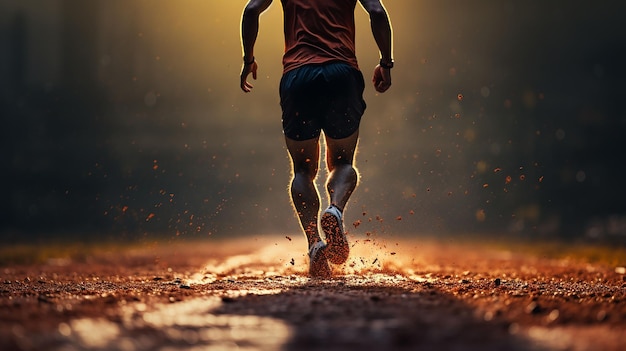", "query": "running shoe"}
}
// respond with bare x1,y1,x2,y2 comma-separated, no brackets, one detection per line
321,205,349,264
308,240,331,278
